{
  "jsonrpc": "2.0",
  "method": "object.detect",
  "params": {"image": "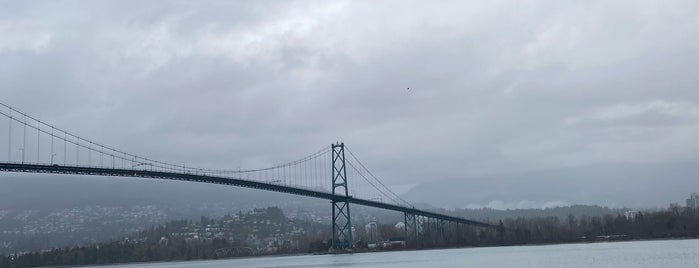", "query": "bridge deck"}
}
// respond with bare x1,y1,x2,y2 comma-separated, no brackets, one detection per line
0,163,496,229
